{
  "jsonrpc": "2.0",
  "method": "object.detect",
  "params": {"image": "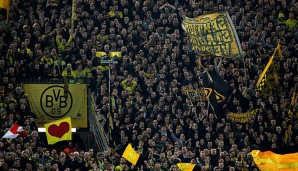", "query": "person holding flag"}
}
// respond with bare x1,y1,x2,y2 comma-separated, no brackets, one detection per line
1,122,28,139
